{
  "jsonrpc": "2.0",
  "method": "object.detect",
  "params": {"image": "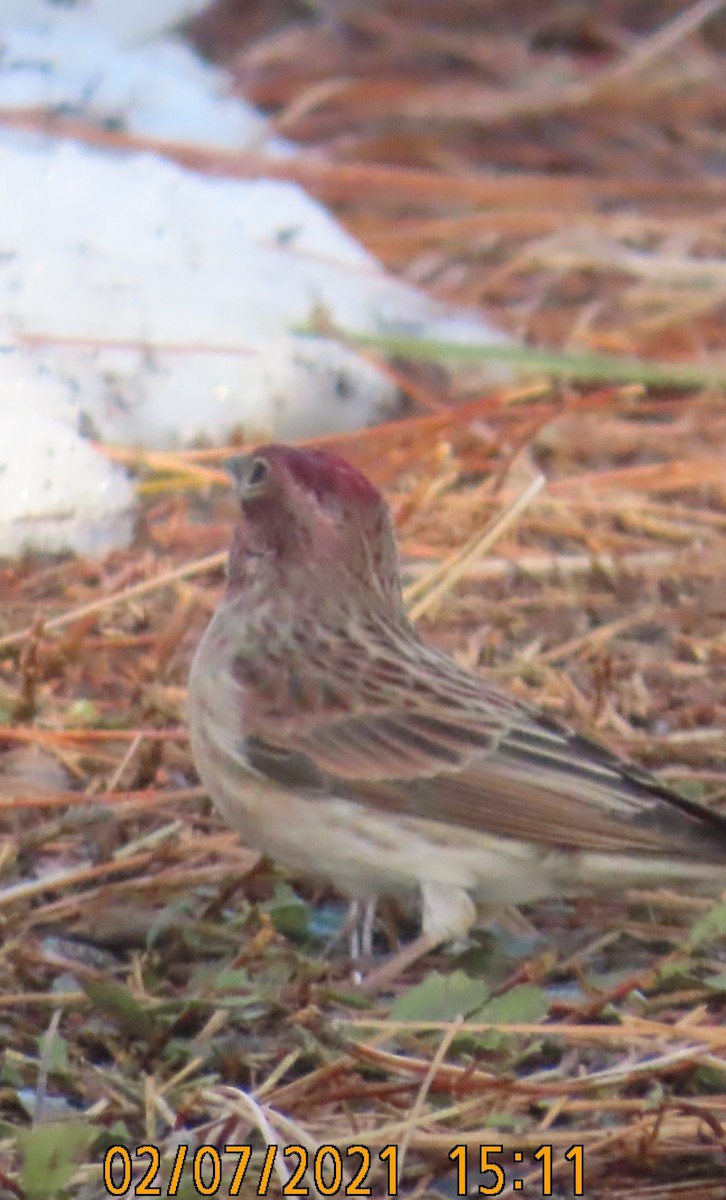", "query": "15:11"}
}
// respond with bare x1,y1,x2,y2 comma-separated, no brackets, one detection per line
448,1143,584,1196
